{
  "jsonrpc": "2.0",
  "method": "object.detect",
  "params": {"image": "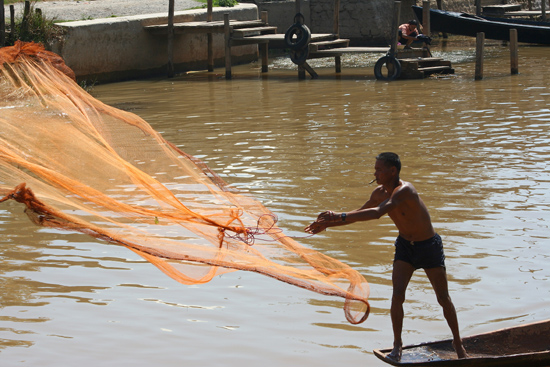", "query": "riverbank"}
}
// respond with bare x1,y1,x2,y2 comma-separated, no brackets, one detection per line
10,0,202,21
48,3,260,83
